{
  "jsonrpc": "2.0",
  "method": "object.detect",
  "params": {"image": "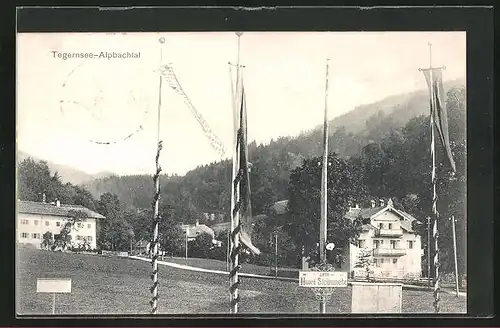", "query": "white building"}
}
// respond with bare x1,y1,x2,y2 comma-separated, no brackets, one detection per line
271,198,424,280
345,198,423,279
17,200,104,250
